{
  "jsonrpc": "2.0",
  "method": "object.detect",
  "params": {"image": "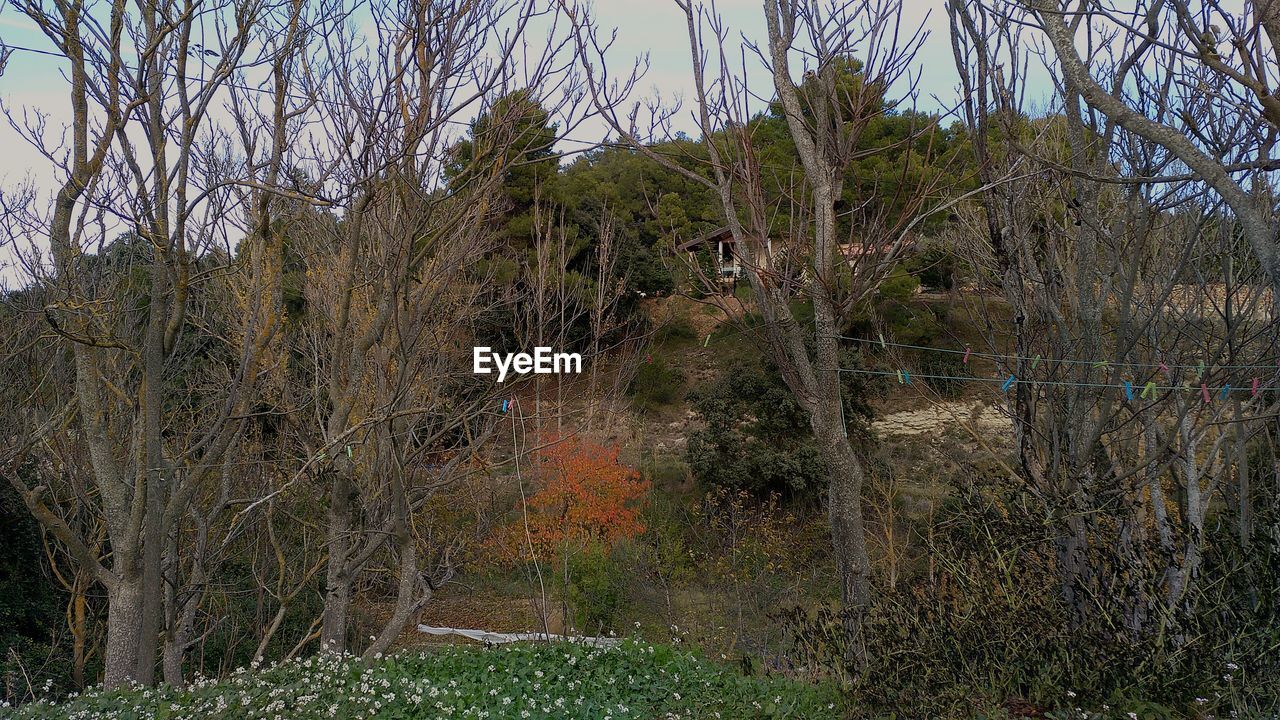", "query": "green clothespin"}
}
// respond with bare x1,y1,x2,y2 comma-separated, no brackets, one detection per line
896,369,905,384
878,332,887,349
704,333,711,347
345,445,353,459
1141,381,1155,399
1031,354,1041,370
